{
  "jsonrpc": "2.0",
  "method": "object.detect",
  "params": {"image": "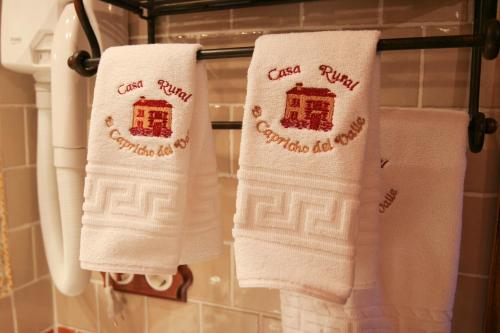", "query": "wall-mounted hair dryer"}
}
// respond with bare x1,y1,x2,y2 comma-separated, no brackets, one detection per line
1,0,127,296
